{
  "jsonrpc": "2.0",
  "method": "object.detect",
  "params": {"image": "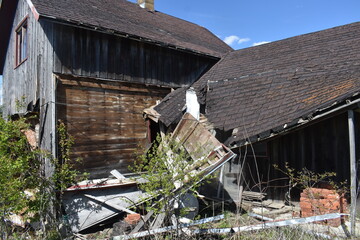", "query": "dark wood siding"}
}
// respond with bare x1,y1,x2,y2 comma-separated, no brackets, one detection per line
237,112,358,200
52,24,216,88
3,3,219,180
56,75,170,178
